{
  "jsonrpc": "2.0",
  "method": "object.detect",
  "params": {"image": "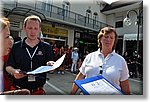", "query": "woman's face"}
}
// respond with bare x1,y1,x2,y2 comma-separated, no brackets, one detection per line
1,26,11,56
100,32,115,51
